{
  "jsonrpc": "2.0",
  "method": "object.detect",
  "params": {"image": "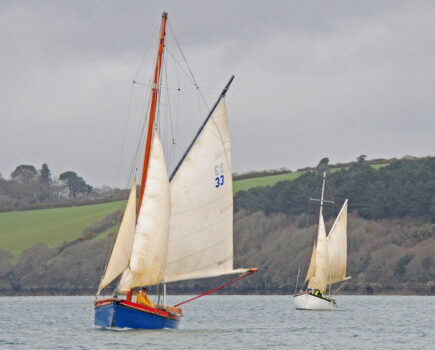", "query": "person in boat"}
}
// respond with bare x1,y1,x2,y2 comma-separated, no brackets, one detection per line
135,287,153,308
314,289,324,298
